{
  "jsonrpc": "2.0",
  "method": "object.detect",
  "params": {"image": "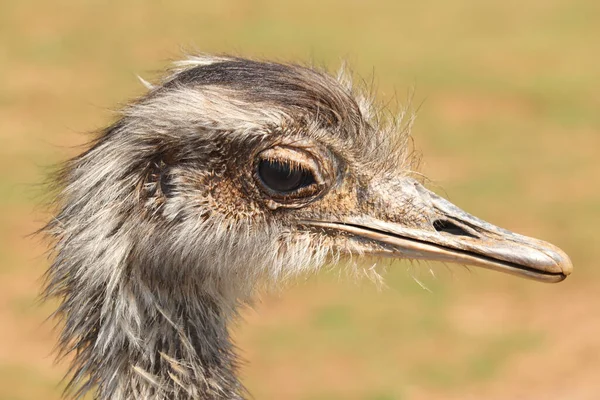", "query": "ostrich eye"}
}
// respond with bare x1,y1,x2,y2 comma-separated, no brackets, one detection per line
258,159,315,193
253,145,331,207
